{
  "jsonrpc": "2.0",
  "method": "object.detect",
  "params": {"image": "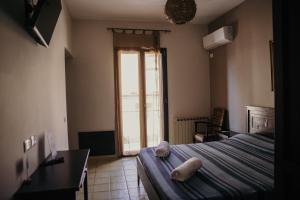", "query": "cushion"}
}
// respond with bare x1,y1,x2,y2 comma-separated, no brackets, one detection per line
194,134,205,143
